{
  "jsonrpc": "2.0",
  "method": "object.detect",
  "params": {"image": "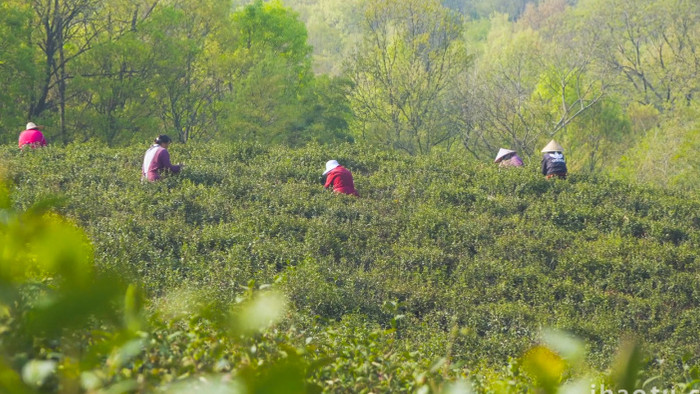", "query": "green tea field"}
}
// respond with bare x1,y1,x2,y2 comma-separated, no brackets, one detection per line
1,142,699,392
